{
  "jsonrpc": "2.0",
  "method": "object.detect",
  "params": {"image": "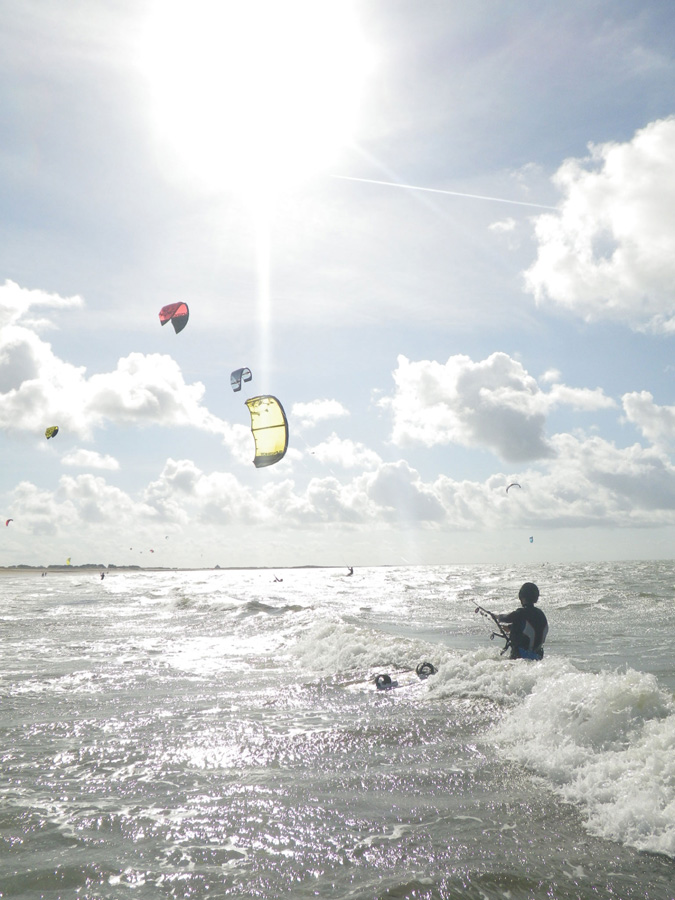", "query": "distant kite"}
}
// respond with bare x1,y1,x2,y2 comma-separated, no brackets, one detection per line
45,426,59,439
230,367,252,392
159,302,189,334
529,536,534,543
245,395,289,468
506,483,521,493
5,519,12,526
